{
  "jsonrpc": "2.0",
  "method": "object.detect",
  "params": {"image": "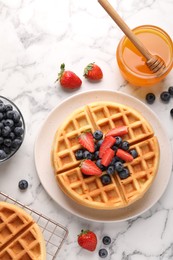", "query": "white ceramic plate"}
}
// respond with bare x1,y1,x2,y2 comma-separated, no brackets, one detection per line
34,90,172,222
